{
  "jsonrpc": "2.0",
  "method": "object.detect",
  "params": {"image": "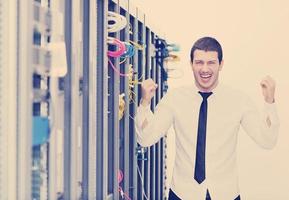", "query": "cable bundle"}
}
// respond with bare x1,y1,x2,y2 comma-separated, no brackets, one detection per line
107,37,130,77
119,93,125,120
121,42,135,58
127,65,141,104
107,11,127,33
119,42,136,64
107,37,126,57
